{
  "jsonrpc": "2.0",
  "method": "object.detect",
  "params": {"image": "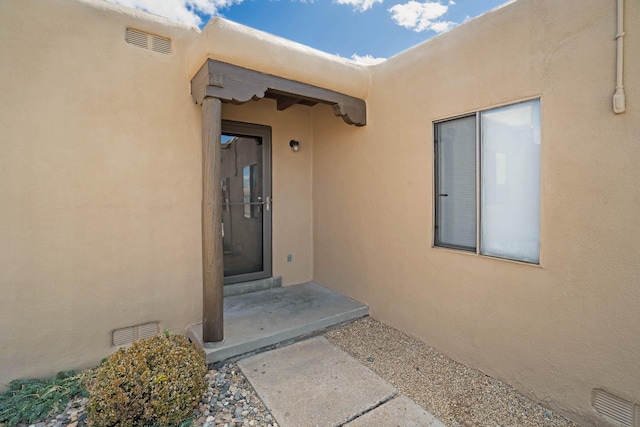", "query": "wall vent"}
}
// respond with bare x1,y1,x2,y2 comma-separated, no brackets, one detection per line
151,36,172,54
112,322,160,346
112,326,135,346
137,322,160,339
125,28,172,54
592,389,637,427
